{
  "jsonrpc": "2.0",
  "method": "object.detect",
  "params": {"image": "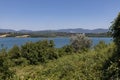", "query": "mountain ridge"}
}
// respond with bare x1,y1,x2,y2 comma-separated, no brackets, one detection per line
0,28,109,33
